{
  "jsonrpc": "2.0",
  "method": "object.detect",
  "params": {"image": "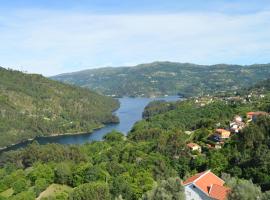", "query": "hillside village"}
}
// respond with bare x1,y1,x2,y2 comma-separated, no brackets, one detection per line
0,77,269,200
182,87,270,199
186,111,269,153
184,111,269,199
